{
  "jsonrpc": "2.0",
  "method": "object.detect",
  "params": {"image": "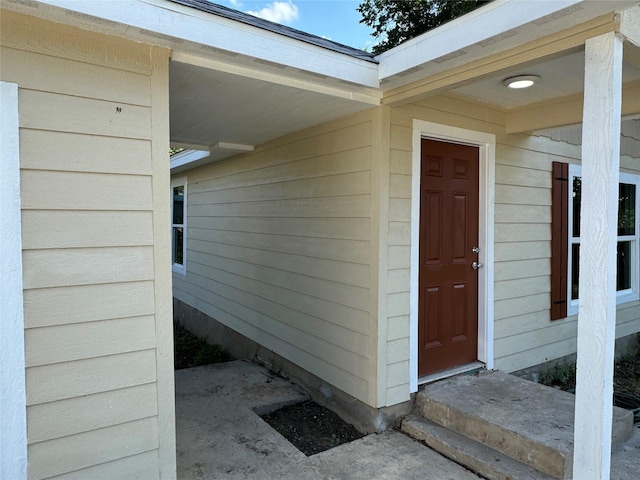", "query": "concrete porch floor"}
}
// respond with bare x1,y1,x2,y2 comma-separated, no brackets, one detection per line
175,360,640,479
